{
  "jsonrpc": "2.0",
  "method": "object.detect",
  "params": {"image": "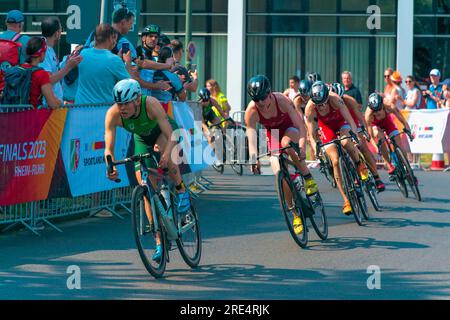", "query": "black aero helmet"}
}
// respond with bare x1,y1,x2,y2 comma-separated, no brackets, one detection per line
367,93,383,111
310,81,329,105
141,24,161,37
299,79,311,97
198,88,211,101
247,75,271,101
306,72,322,85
